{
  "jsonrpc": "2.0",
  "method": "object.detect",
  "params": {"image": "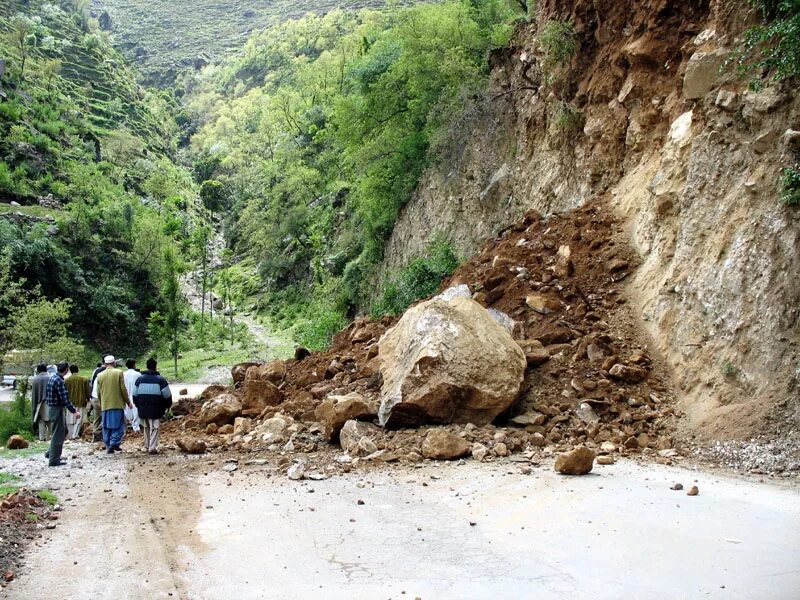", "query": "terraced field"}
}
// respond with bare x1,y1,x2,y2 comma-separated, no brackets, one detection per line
91,0,421,86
